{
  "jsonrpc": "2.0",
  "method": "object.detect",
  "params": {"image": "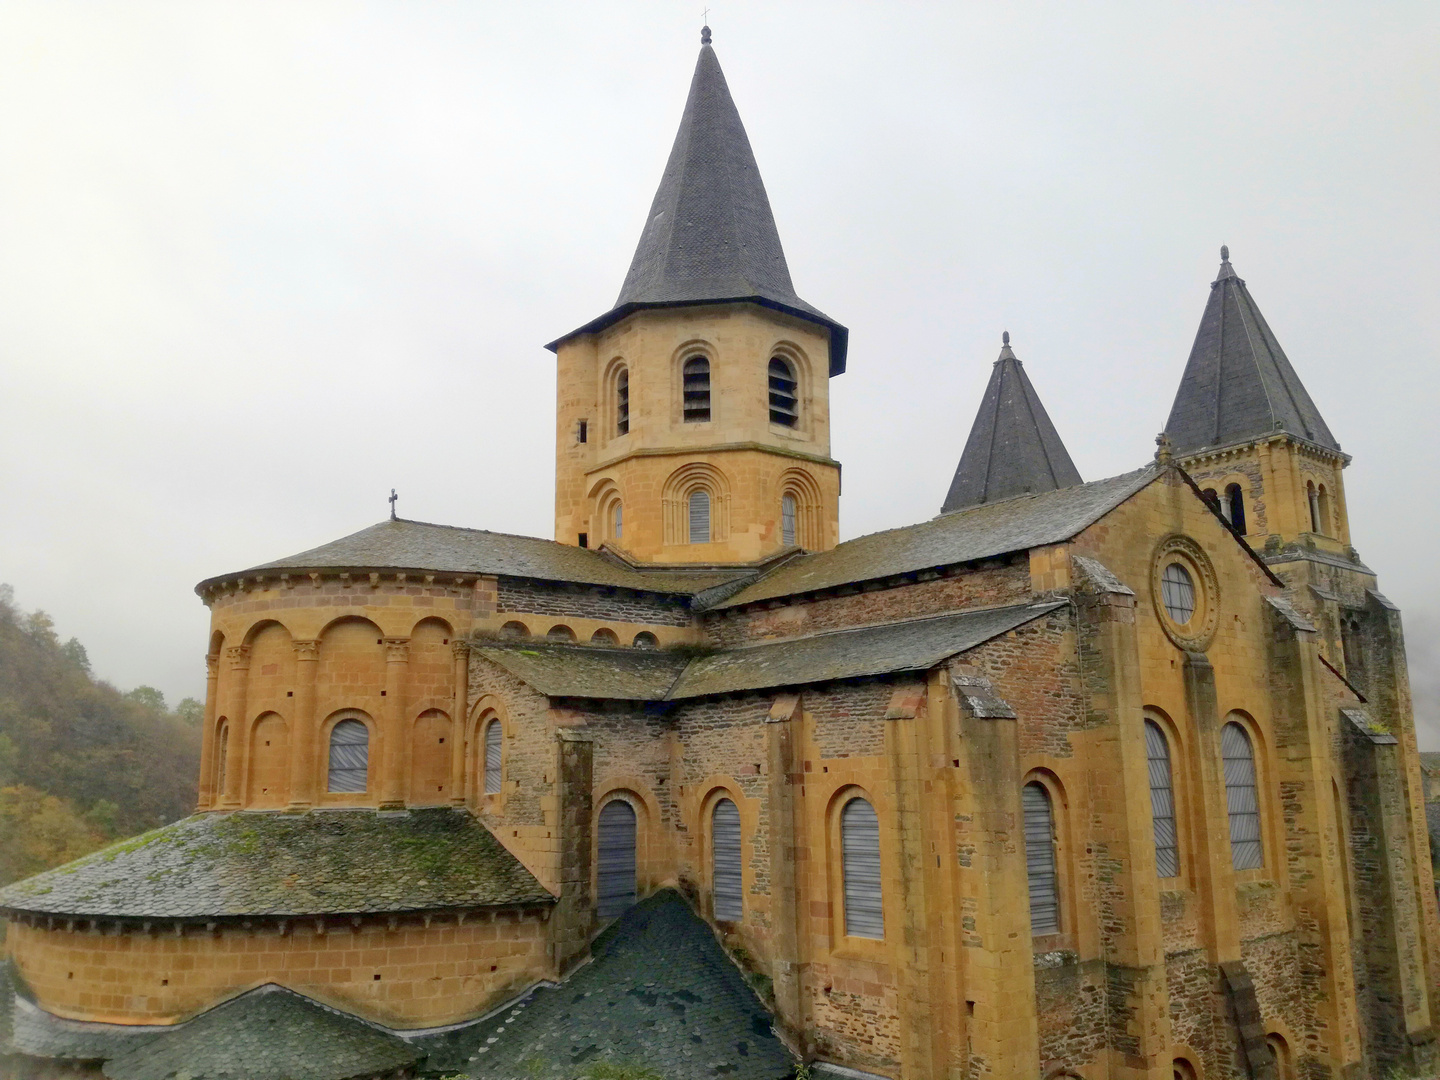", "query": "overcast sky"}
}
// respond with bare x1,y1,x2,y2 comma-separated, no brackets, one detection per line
2,3,1438,742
